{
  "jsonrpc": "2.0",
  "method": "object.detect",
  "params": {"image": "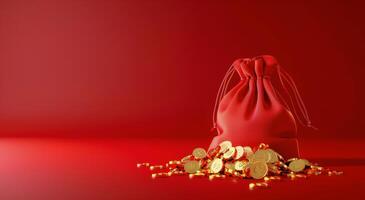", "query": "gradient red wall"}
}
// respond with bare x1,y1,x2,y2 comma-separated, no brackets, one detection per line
0,0,364,139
